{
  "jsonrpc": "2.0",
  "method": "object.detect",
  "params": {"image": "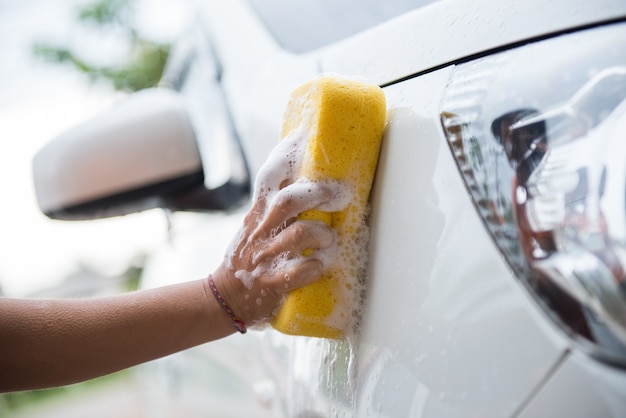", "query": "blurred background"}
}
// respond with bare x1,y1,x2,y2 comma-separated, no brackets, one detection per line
0,0,192,415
